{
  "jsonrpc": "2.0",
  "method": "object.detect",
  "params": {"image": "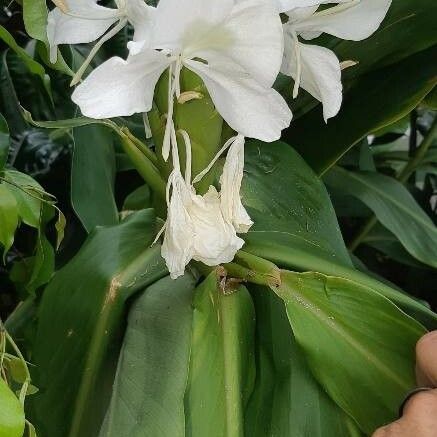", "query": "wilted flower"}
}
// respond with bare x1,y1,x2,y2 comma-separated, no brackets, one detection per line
281,0,392,120
160,129,244,279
